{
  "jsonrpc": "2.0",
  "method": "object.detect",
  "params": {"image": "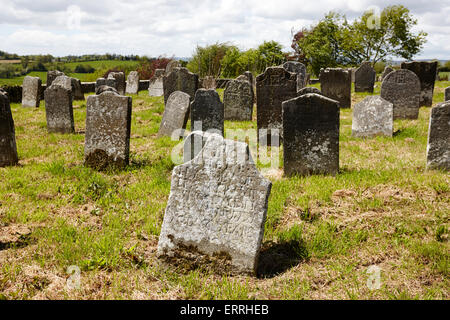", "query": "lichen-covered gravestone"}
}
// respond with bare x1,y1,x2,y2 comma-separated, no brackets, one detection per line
84,91,132,170
95,78,117,94
224,79,253,121
148,69,164,97
444,87,450,101
380,69,421,119
44,79,75,134
46,70,64,87
282,61,307,91
381,66,394,81
71,78,85,101
157,133,272,274
158,91,190,138
108,72,126,95
297,87,322,96
256,67,297,144
22,76,42,108
0,89,18,167
401,61,437,107
355,62,376,93
426,102,450,171
125,71,139,94
282,93,339,176
163,67,199,105
190,89,224,135
352,96,393,138
165,60,181,76
320,68,351,109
